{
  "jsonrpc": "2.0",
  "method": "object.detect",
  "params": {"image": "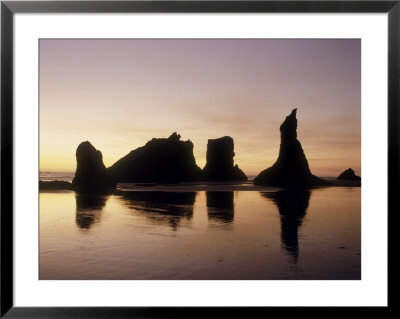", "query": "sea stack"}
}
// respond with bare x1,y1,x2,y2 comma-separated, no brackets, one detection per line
72,141,116,190
108,133,202,183
254,109,329,187
337,168,361,180
202,136,247,181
